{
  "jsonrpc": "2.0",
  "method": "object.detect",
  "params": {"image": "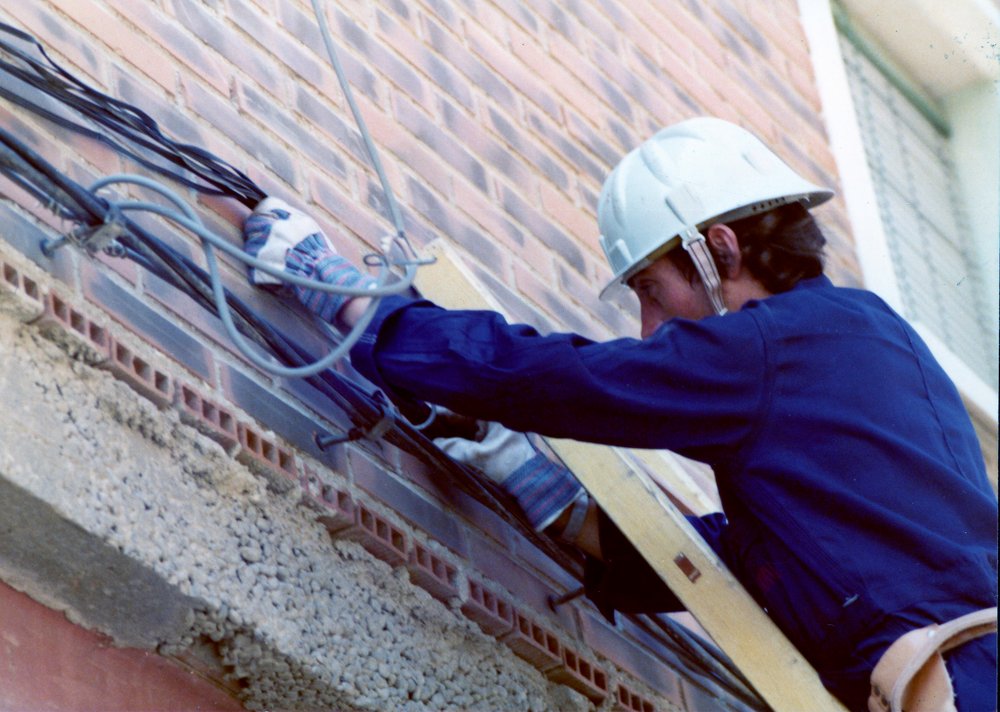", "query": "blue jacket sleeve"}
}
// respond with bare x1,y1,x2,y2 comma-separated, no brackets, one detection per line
351,295,769,463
